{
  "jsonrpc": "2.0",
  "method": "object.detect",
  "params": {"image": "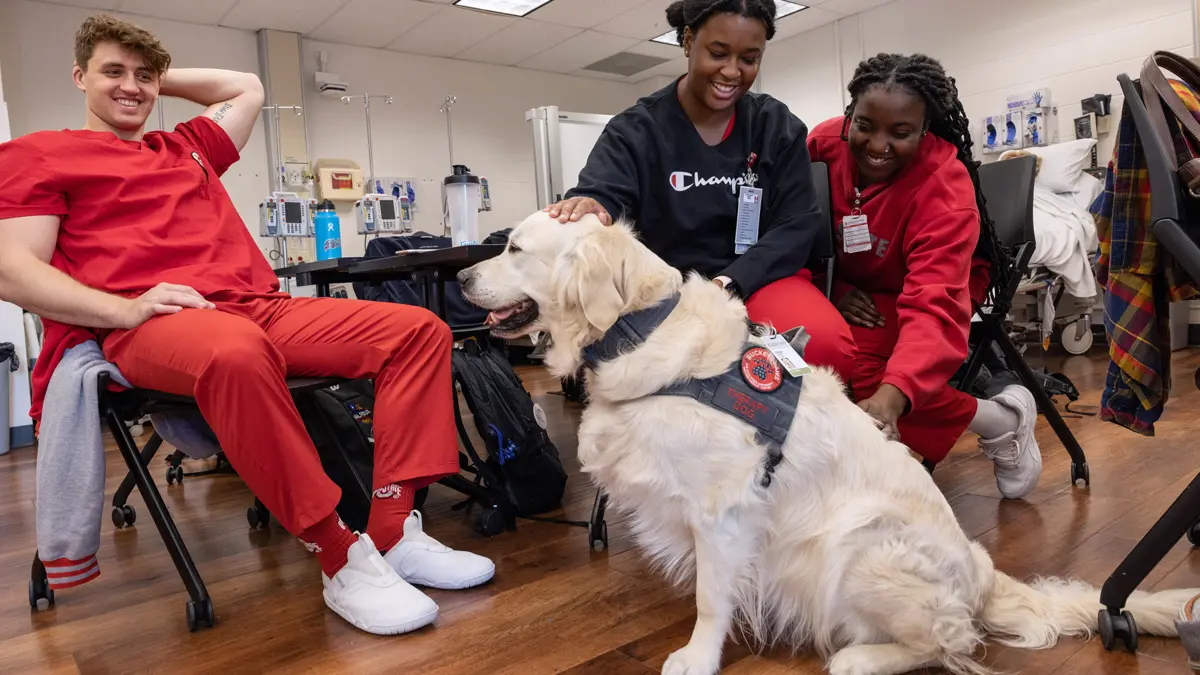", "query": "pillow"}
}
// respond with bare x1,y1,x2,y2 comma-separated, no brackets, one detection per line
1025,138,1097,193
1068,171,1104,212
